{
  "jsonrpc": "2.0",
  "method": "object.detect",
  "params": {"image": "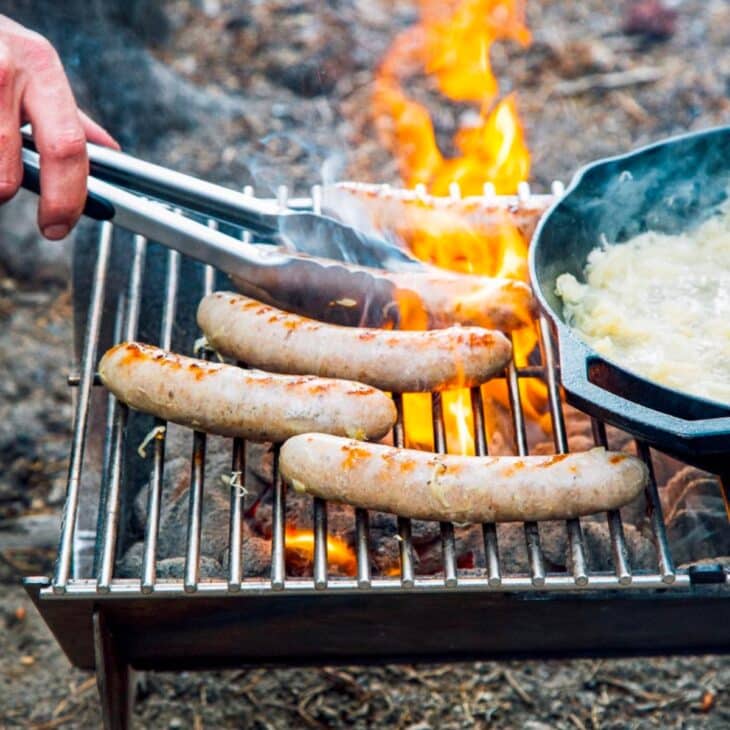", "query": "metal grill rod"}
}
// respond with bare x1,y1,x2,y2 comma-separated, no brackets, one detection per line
229,212,254,591
228,438,245,590
94,301,125,578
141,248,180,593
270,446,286,590
470,387,501,587
506,329,546,586
308,184,333,590
392,394,415,588
636,441,676,584
539,317,589,586
45,571,695,598
431,393,458,586
355,508,371,588
591,418,633,585
183,226,217,592
53,222,113,593
97,233,147,591
312,498,328,590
